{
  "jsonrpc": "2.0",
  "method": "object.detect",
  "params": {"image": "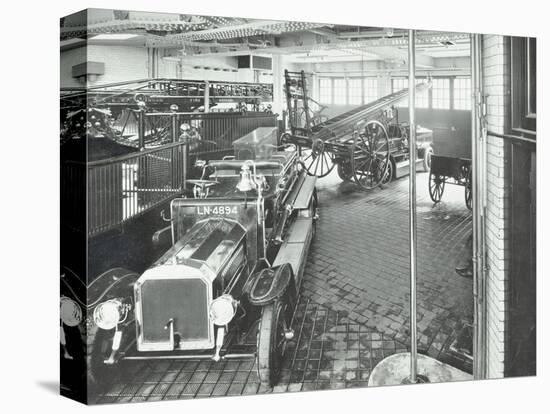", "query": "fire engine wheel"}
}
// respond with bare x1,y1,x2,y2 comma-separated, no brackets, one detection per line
429,173,446,203
87,327,120,391
301,139,335,178
351,120,390,190
257,298,288,387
